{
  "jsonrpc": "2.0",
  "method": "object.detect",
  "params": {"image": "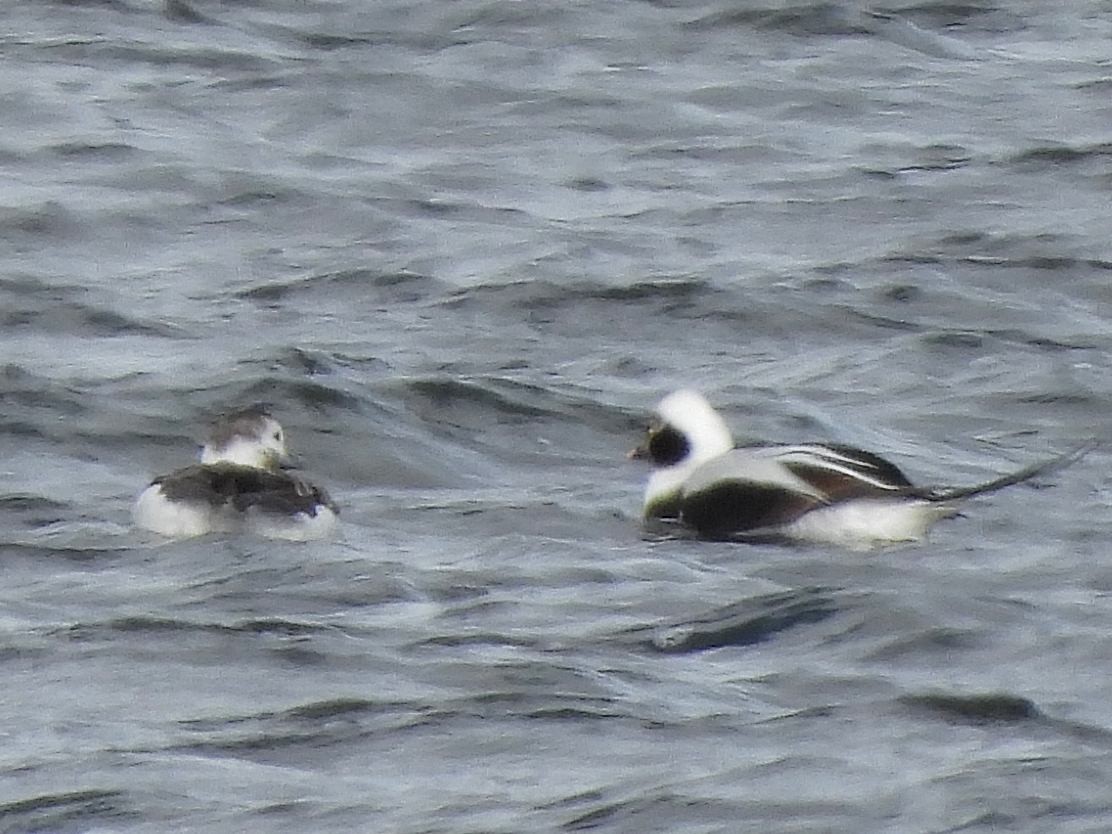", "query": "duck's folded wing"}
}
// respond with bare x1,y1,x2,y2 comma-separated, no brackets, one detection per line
230,470,336,517
156,464,334,517
153,463,259,507
767,444,914,501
